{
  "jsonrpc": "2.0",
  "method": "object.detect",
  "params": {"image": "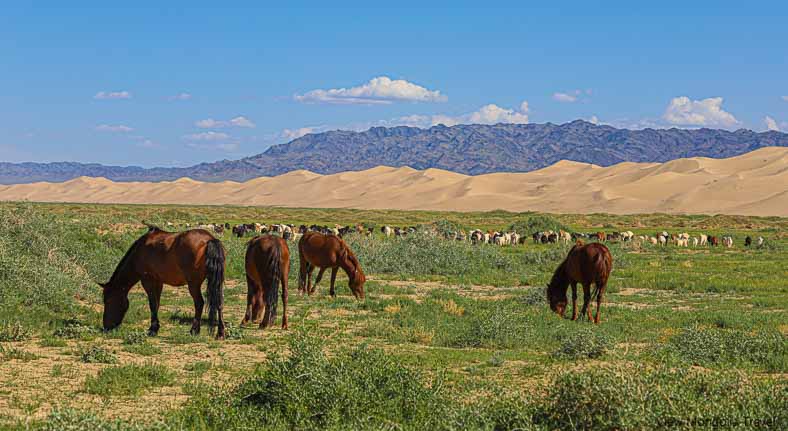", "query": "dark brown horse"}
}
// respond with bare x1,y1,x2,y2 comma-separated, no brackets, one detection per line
99,225,226,339
241,235,290,329
298,231,365,299
546,241,613,324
